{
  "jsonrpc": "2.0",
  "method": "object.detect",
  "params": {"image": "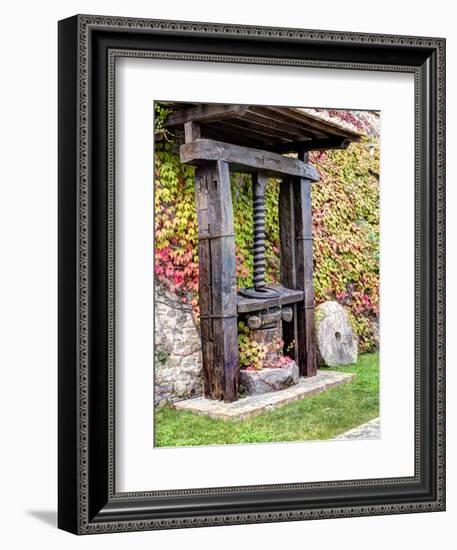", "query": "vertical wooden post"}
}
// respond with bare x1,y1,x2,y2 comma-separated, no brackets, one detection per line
279,180,297,363
194,160,239,402
293,174,317,377
279,156,317,377
184,120,201,142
